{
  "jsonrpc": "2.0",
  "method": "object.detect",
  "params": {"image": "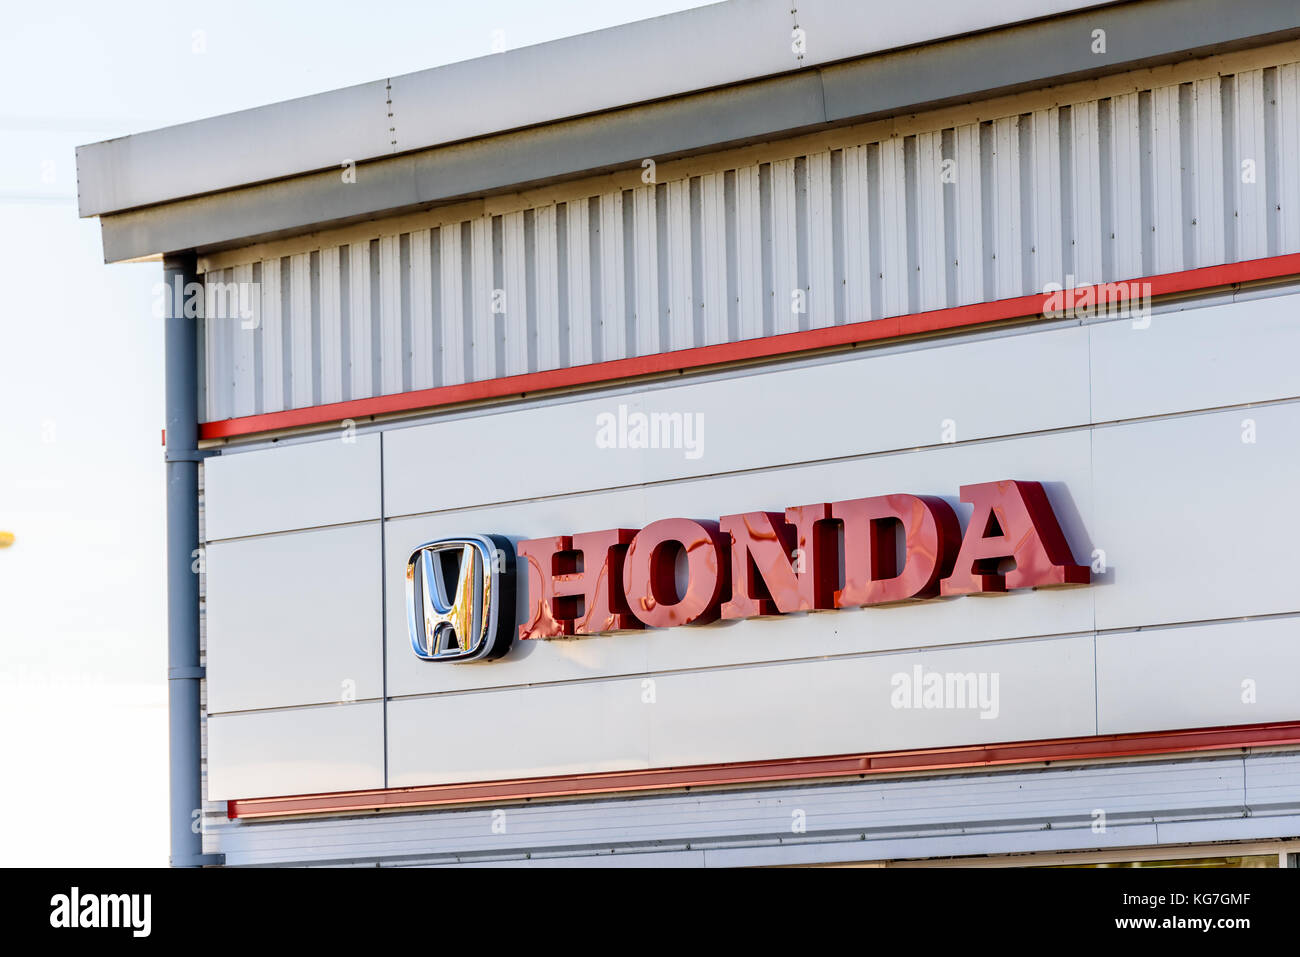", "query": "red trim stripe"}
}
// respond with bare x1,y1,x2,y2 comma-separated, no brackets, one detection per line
226,720,1300,819
200,253,1300,440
